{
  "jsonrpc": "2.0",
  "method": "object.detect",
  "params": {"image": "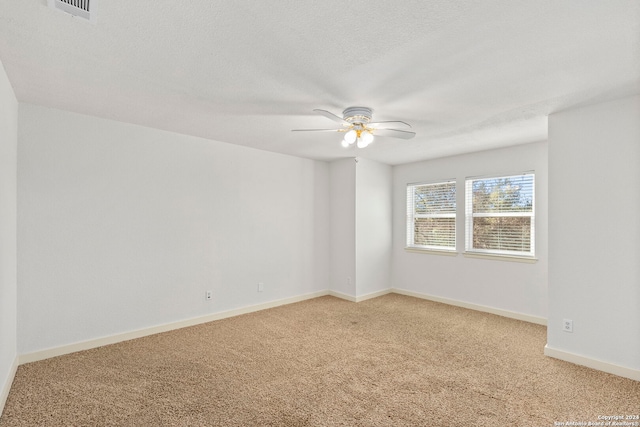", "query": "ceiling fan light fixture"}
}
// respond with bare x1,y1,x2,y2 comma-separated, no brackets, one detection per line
344,129,357,144
356,132,374,148
292,106,415,148
361,130,374,145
